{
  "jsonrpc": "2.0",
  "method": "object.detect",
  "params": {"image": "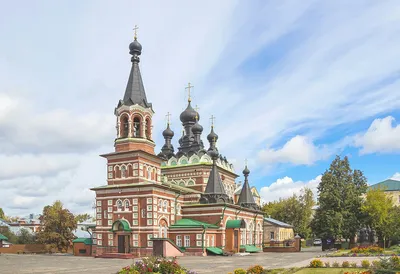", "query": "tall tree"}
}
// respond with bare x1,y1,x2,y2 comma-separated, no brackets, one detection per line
311,156,367,243
17,228,36,244
74,213,92,223
362,187,396,248
36,200,77,252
